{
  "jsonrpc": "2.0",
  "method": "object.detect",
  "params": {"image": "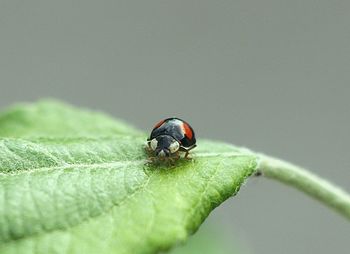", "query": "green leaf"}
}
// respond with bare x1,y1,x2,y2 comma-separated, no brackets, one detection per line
0,100,142,138
0,100,258,254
